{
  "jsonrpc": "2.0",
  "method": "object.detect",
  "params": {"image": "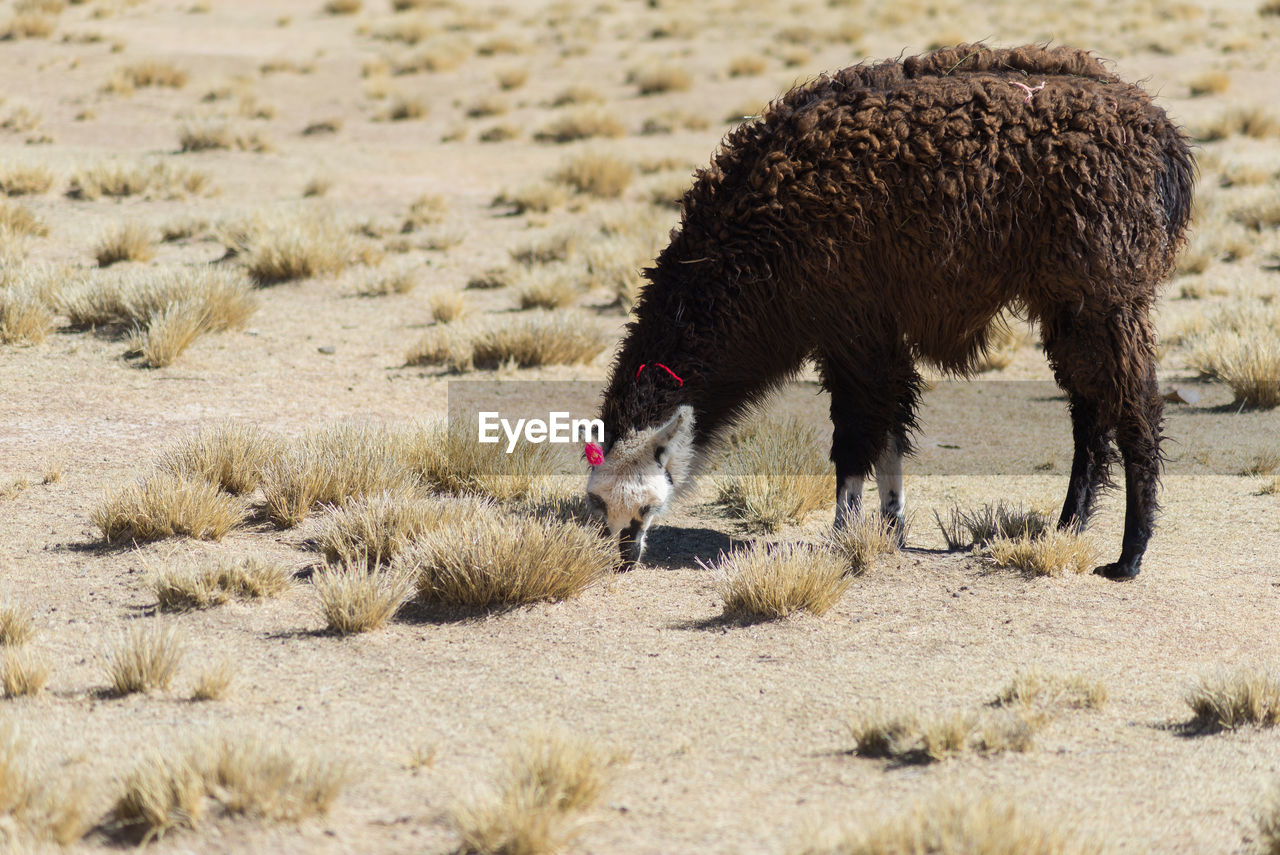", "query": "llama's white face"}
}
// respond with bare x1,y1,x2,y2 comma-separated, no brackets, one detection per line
586,406,696,567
